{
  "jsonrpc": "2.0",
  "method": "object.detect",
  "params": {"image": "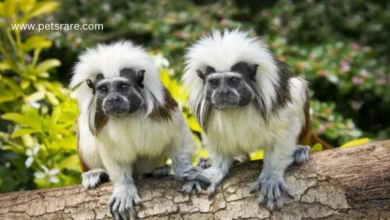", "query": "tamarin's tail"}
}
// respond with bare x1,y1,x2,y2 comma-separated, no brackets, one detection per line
298,131,334,150
299,85,334,150
310,133,333,150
